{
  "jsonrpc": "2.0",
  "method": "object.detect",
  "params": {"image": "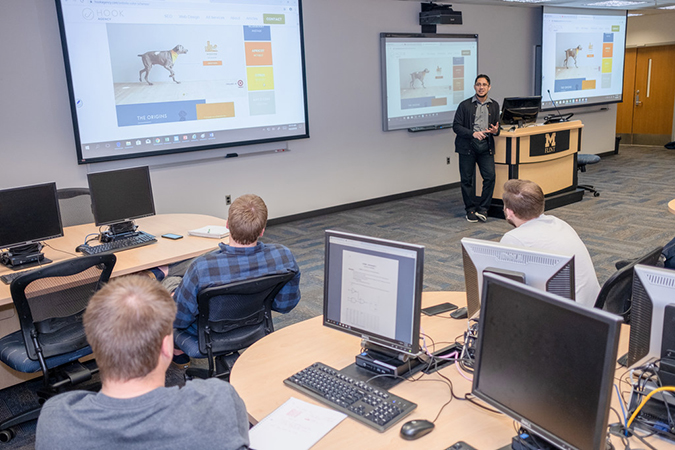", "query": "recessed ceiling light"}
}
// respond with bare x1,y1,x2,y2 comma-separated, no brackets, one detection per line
585,0,647,6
